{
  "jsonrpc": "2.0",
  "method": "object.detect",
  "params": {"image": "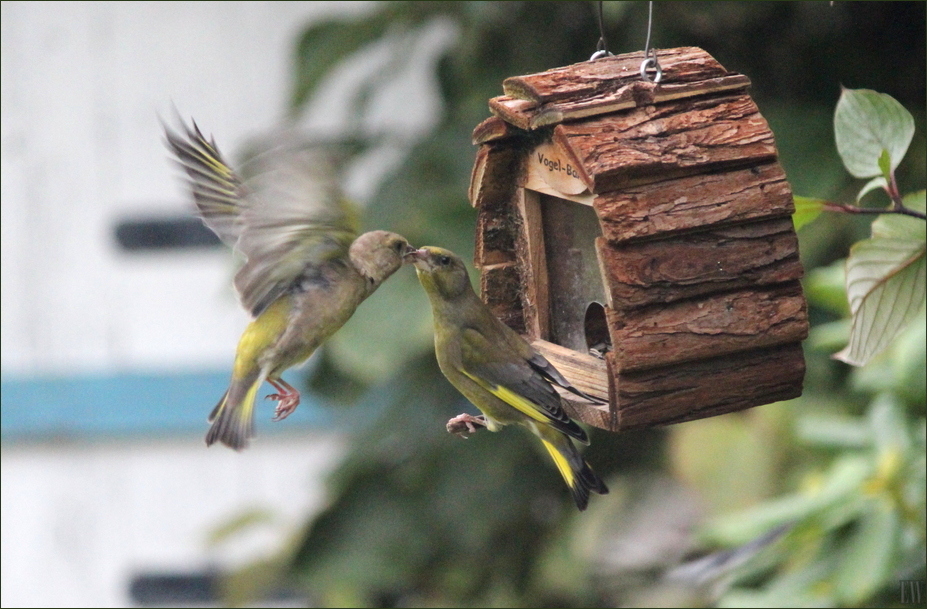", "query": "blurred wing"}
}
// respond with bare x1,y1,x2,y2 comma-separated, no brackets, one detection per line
166,120,359,317
165,120,244,247
233,146,358,316
459,327,588,444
